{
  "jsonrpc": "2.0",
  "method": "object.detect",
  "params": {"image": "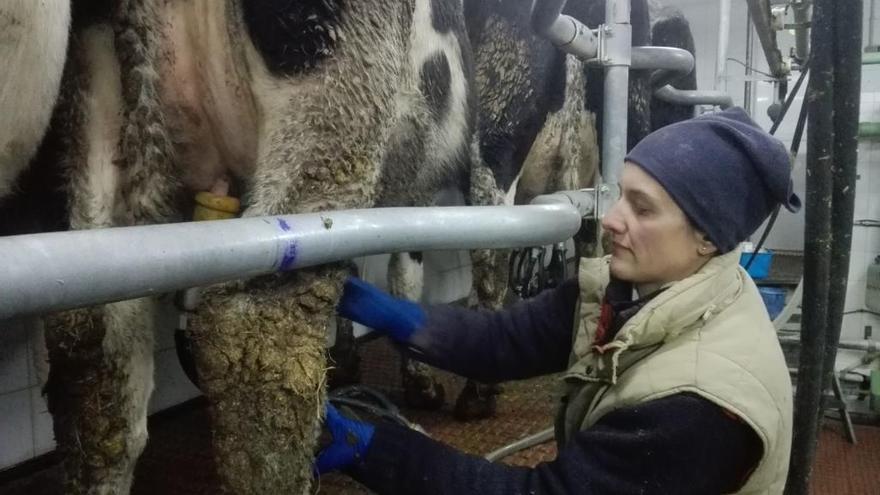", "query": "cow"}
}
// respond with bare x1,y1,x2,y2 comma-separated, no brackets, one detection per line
0,0,70,211
15,0,497,493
